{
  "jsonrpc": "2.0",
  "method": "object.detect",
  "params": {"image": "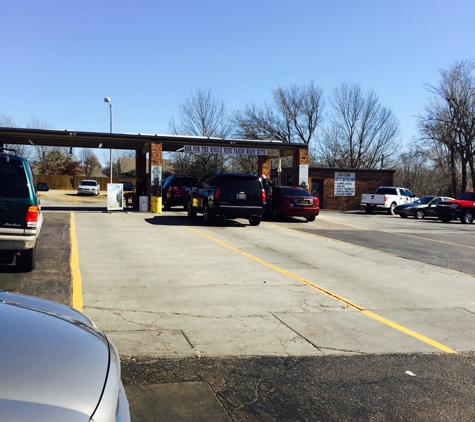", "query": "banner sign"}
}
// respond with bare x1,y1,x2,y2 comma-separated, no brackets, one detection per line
107,183,124,211
334,172,355,196
183,145,278,156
